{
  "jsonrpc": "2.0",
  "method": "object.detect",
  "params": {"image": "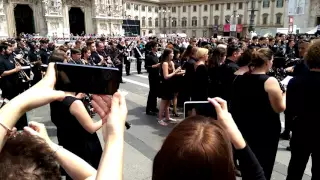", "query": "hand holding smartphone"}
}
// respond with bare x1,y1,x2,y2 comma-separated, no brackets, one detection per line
54,62,121,94
184,101,217,119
